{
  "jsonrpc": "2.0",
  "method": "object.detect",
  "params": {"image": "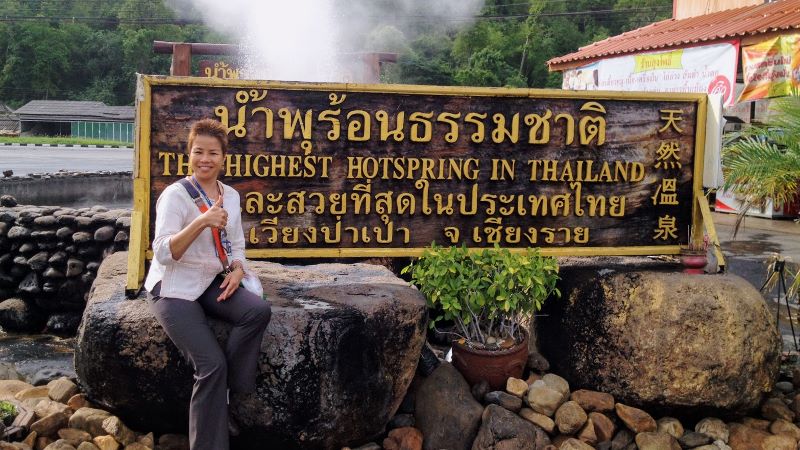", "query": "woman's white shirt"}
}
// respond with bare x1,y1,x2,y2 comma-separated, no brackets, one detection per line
144,181,247,300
